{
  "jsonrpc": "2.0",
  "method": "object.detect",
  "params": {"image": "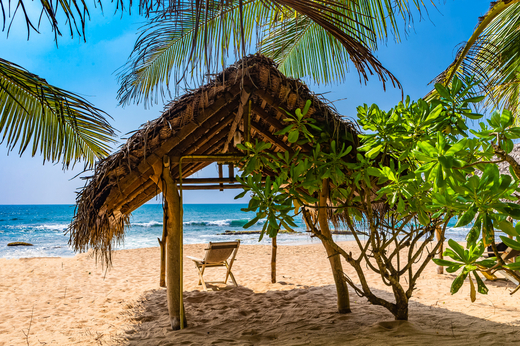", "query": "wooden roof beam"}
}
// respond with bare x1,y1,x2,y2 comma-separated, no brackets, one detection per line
109,122,233,213
251,103,313,153
105,107,238,210
252,89,317,152
118,132,230,214
250,103,286,132
223,90,250,153
250,121,293,153
180,184,245,190
180,178,240,184
109,84,244,199
120,160,213,215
